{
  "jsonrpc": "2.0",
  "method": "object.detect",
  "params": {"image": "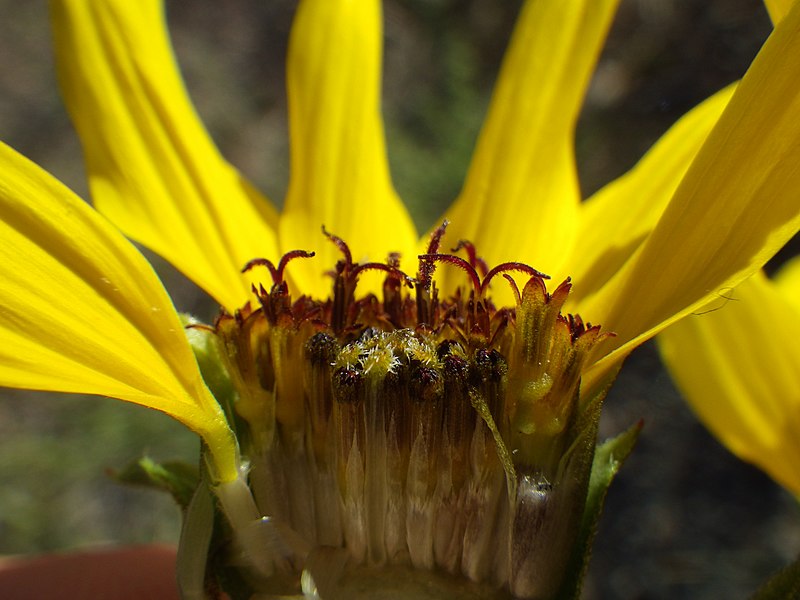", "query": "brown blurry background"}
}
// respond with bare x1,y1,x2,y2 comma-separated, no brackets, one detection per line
0,1,797,598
